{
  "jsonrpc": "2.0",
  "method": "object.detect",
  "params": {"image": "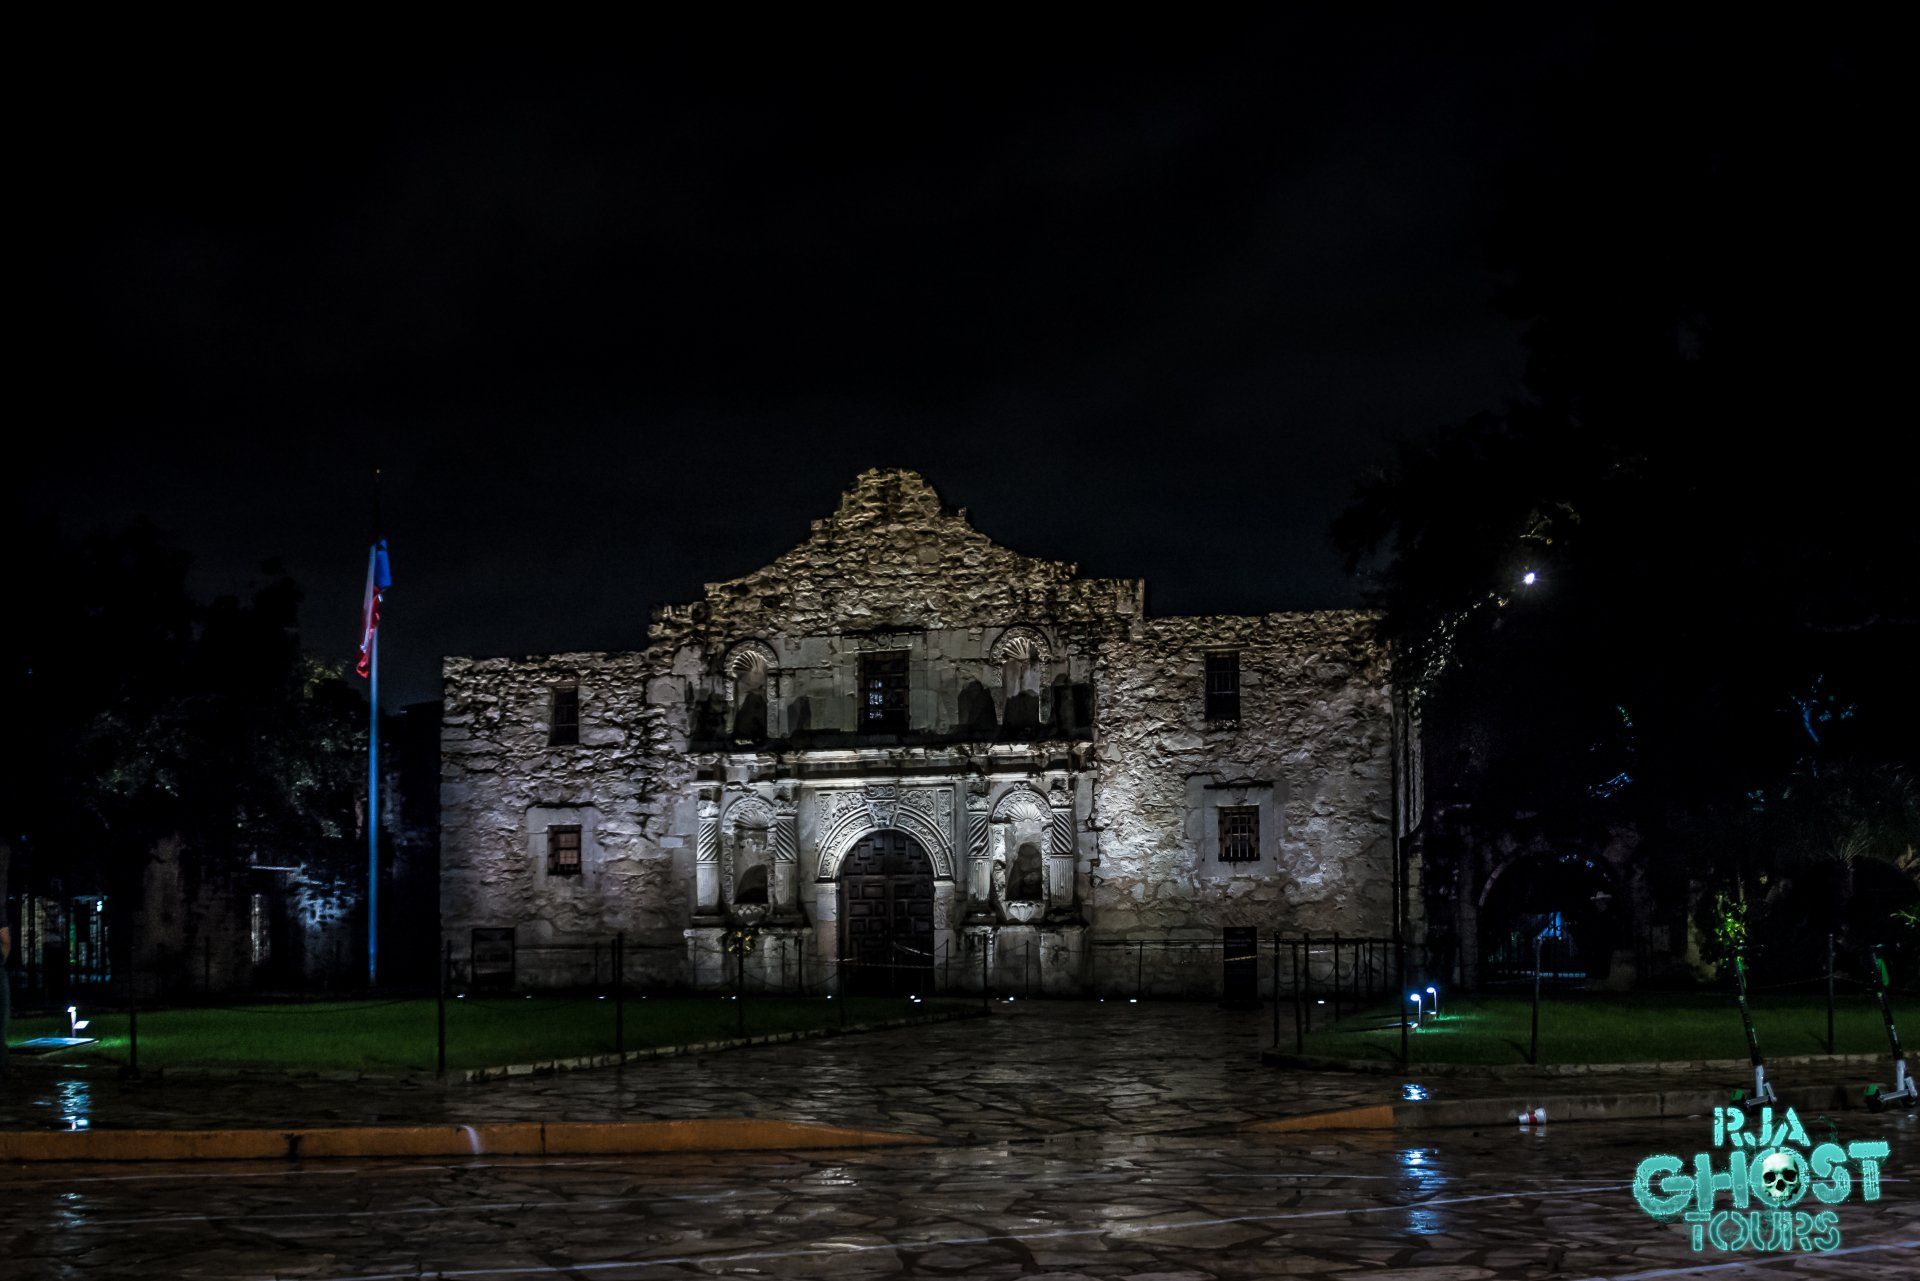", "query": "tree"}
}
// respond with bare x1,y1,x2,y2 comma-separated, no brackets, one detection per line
1,519,365,938
1335,17,1920,974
